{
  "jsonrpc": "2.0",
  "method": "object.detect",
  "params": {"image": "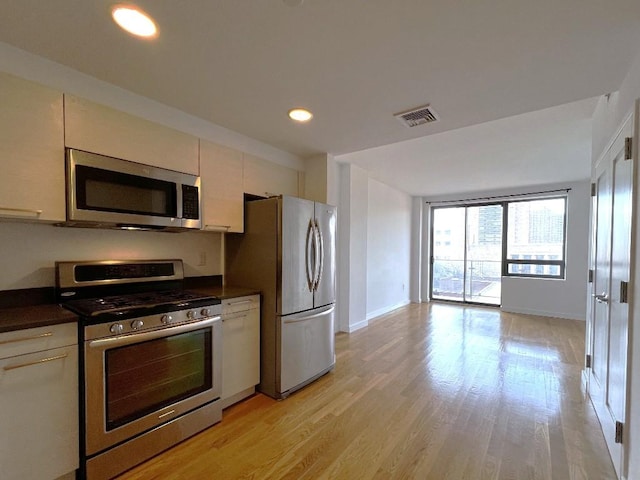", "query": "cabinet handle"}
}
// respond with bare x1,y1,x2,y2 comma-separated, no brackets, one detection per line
226,299,253,306
203,225,231,232
3,353,68,371
0,207,43,218
0,332,53,345
222,313,248,322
